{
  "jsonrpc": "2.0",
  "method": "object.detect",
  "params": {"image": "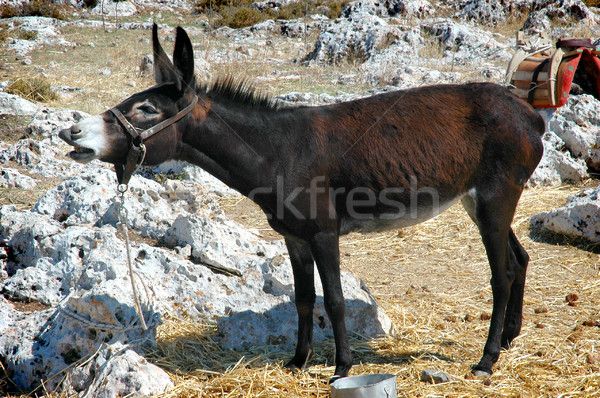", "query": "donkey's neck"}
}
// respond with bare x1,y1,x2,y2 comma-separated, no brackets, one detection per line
178,100,291,196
